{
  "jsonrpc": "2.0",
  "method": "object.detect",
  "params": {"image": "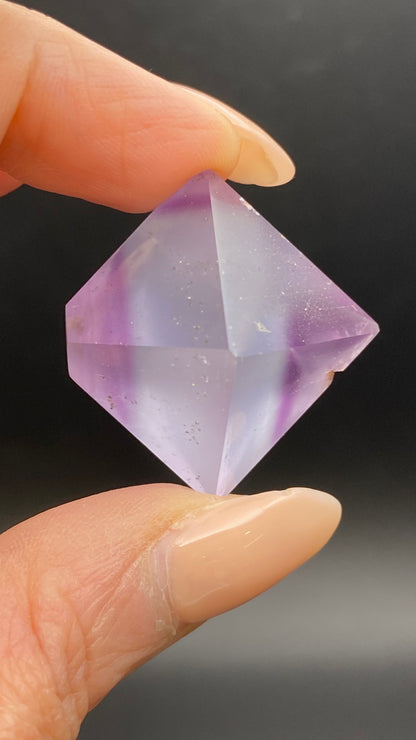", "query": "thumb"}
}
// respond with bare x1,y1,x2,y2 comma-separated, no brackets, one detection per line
0,483,340,739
